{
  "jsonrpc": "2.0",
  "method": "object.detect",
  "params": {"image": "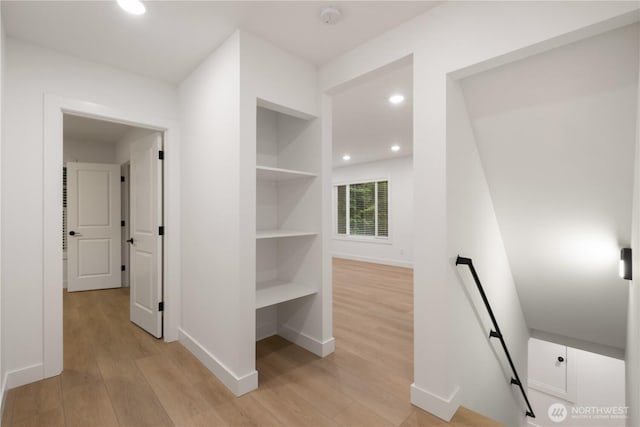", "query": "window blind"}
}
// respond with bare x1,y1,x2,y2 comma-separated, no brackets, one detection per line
335,180,389,238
